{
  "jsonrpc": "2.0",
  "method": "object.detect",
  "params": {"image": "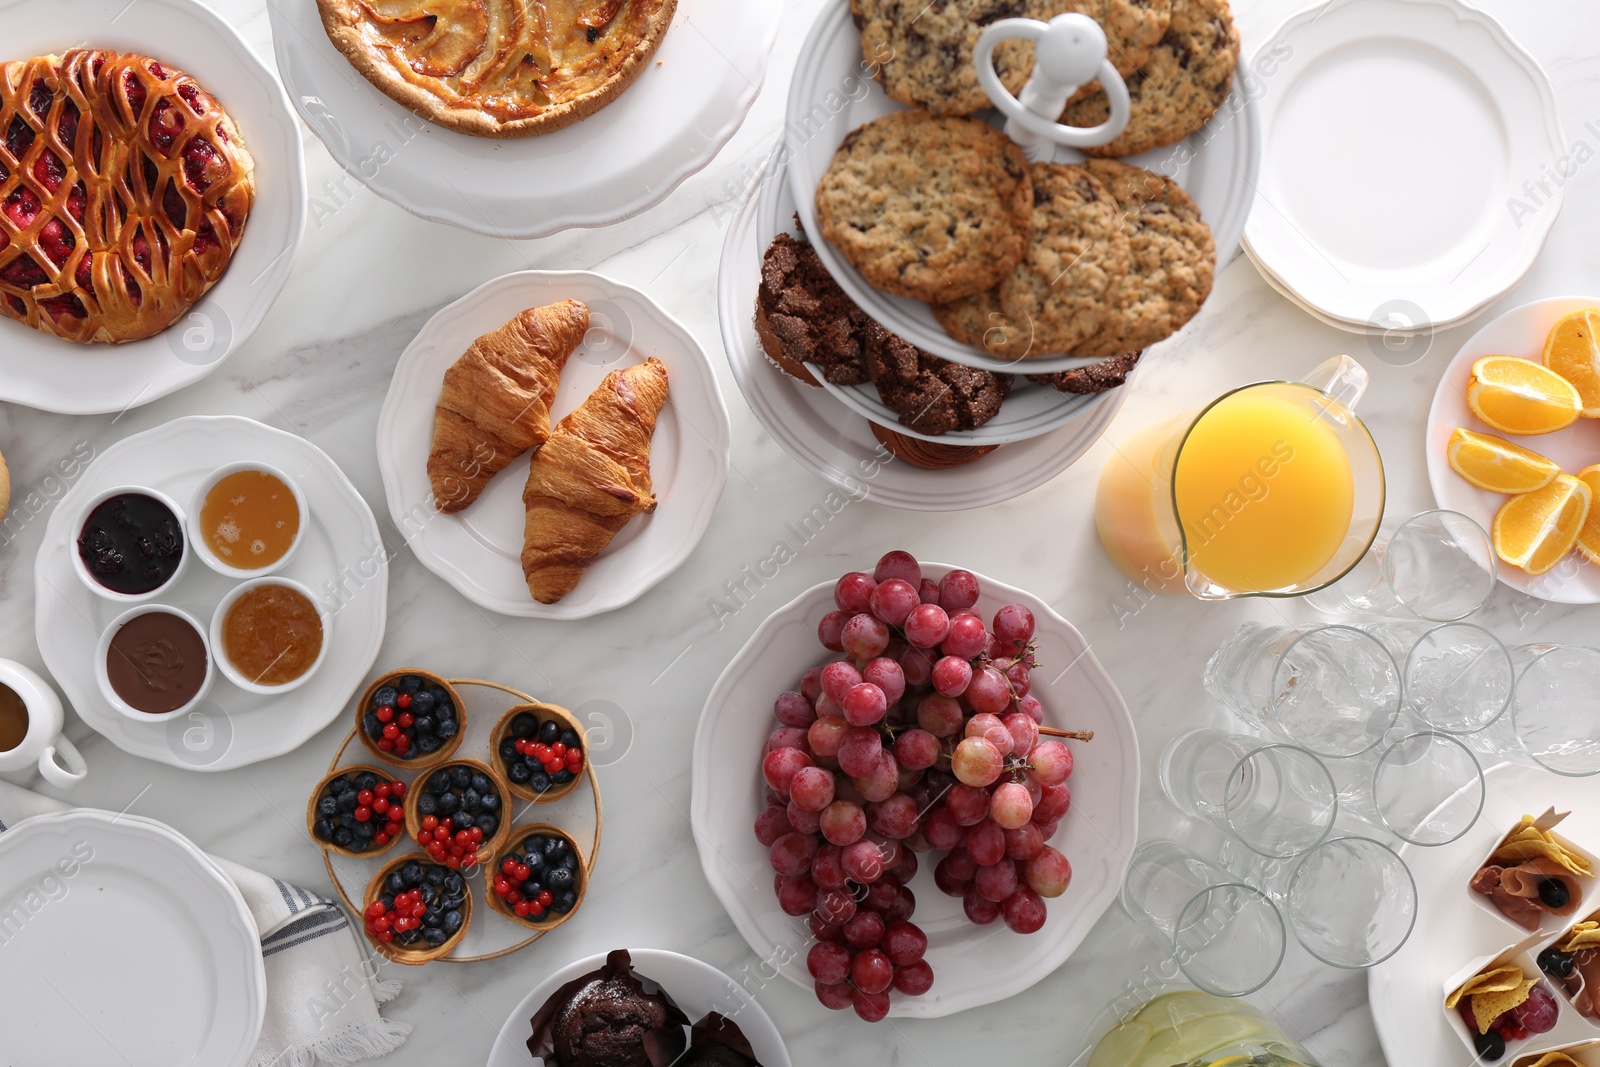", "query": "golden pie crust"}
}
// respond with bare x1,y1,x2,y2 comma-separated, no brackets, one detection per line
316,0,679,138
0,50,254,345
